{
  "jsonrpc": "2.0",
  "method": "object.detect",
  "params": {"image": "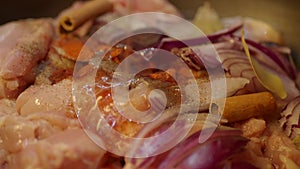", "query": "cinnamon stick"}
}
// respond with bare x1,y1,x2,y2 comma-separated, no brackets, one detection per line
58,0,113,34
221,92,277,122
